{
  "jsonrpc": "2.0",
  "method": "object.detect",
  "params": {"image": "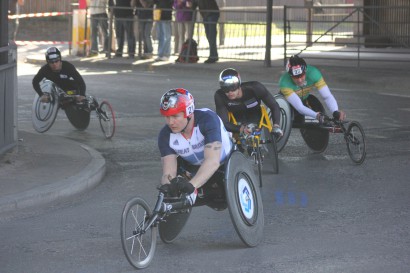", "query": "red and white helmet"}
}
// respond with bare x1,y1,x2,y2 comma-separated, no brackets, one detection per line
160,88,195,118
